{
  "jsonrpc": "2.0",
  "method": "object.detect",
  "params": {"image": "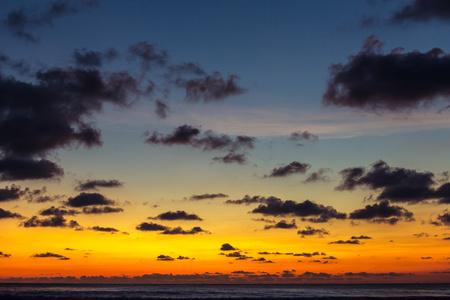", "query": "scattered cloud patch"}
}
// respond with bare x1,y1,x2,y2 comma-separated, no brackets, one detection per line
151,210,203,221
297,226,330,238
75,179,123,191
349,200,414,225
264,161,311,178
31,252,70,260
66,193,115,207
